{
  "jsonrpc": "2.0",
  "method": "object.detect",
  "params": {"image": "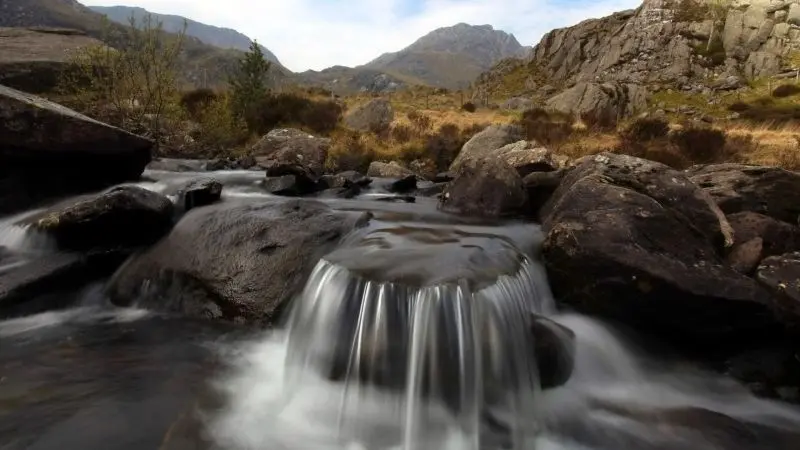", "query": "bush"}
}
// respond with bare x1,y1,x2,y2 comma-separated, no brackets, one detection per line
772,84,800,98
230,40,272,130
327,131,376,173
180,88,217,118
59,14,186,139
461,102,477,113
407,110,432,135
189,92,249,155
424,123,467,170
390,124,414,143
623,117,670,141
250,93,343,135
670,126,728,164
728,101,750,112
516,108,573,146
